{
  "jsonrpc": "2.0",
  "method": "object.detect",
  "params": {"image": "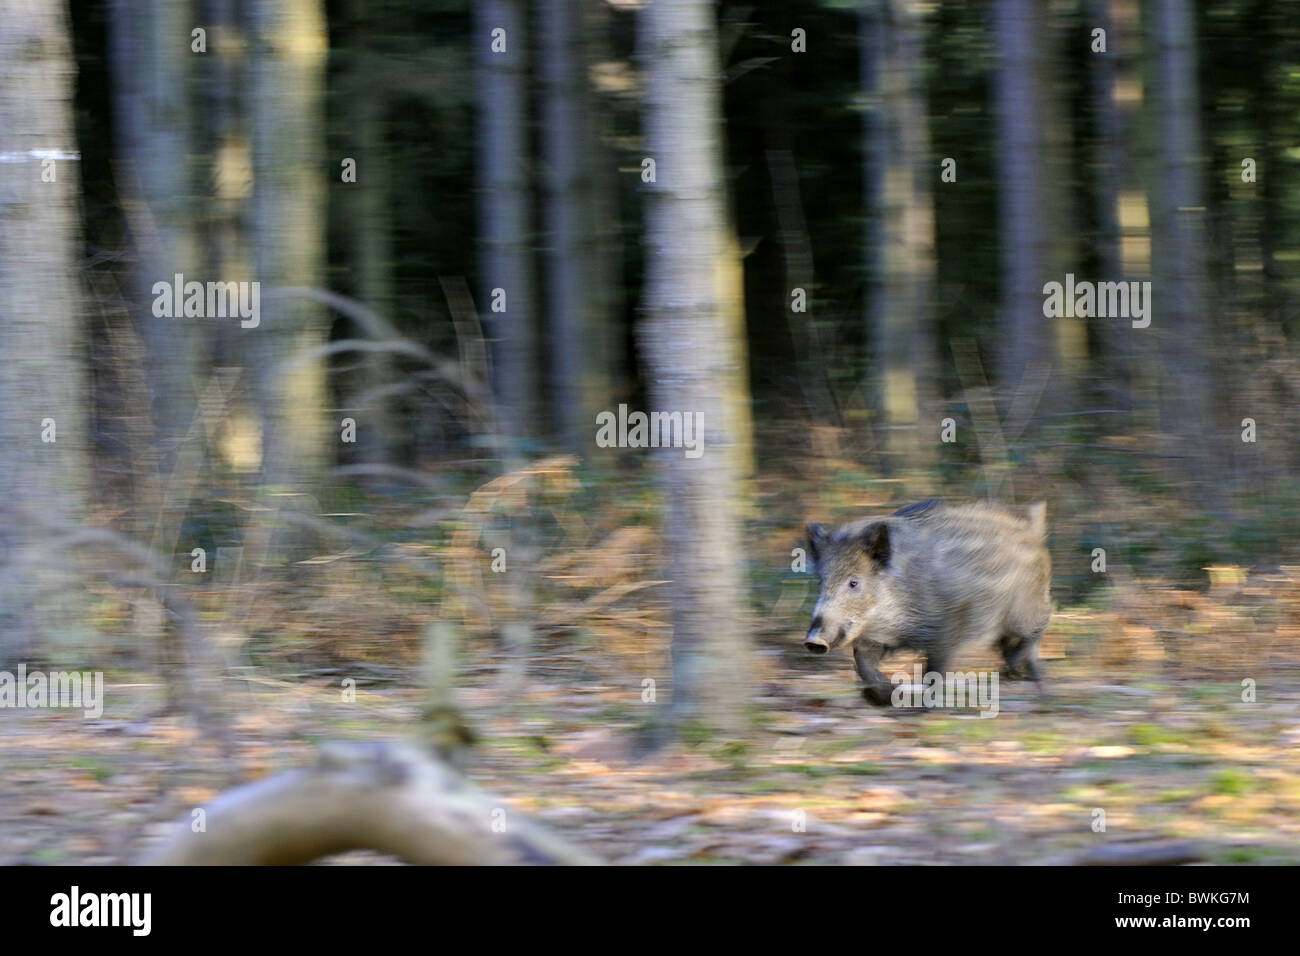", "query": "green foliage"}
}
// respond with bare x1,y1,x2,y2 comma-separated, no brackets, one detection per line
1210,768,1253,797
1129,723,1191,747
786,761,884,777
